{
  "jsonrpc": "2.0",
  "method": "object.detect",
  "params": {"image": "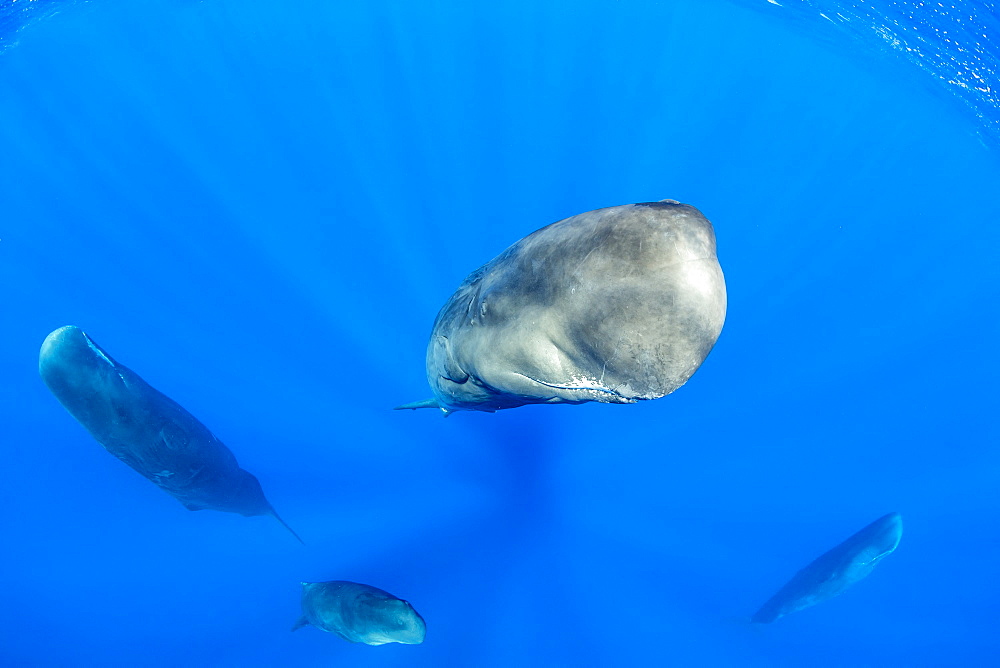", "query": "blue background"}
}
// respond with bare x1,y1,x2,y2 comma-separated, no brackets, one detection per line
1,0,998,665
